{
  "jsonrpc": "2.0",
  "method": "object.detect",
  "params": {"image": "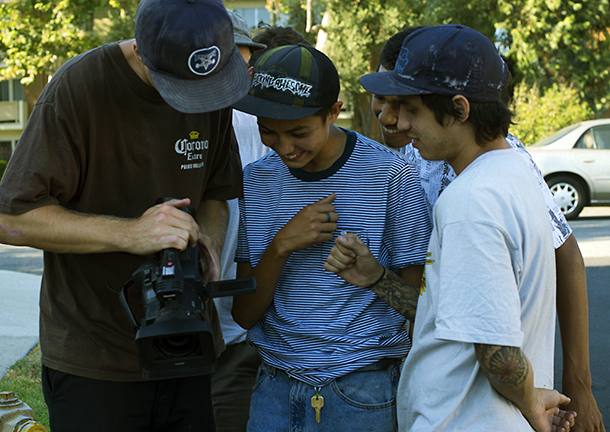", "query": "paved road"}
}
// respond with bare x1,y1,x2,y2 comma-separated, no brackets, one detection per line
555,206,610,427
0,243,43,275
